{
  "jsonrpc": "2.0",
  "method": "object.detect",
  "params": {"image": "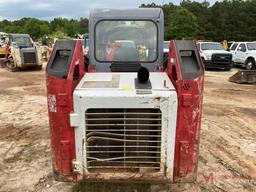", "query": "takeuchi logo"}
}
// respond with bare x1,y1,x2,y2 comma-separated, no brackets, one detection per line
197,171,250,185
